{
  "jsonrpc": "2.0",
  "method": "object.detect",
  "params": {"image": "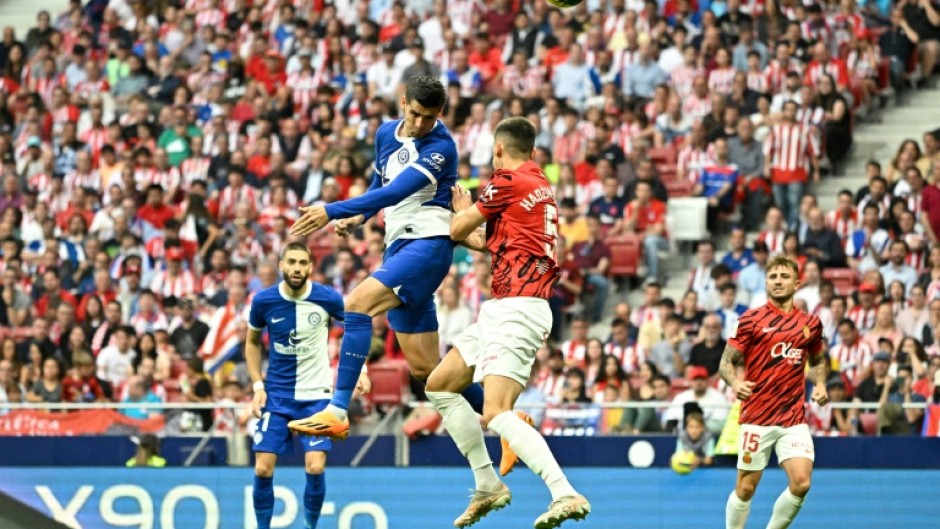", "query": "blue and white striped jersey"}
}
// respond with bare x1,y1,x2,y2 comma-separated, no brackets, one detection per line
247,281,344,401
